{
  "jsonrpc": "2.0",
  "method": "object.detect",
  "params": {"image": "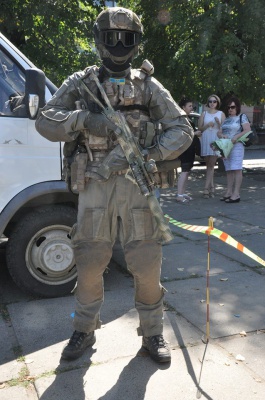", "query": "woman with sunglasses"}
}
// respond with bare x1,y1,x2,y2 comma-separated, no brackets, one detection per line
218,96,251,203
198,94,225,198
